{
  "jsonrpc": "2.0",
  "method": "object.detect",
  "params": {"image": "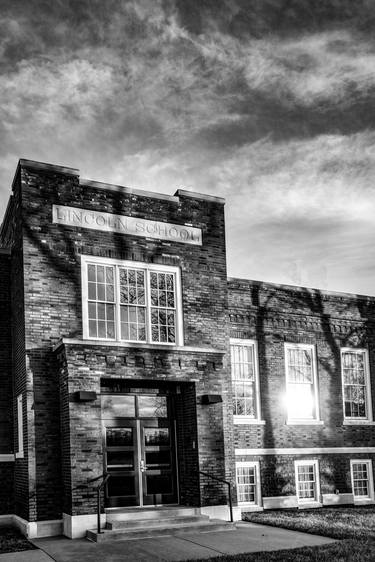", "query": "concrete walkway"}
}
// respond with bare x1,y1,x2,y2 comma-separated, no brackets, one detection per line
0,523,337,562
